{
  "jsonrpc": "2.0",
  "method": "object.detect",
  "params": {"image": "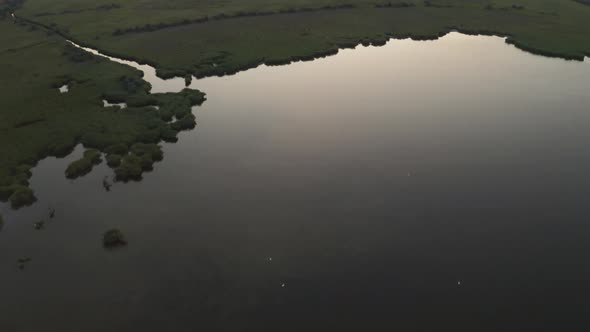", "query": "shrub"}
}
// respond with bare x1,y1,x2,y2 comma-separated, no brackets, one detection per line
0,185,16,201
65,149,102,179
136,129,161,143
104,143,128,155
12,172,30,186
160,126,178,142
65,158,93,178
130,143,163,161
140,154,154,171
103,229,127,248
159,108,174,121
126,95,158,107
114,154,143,181
47,140,76,157
9,186,37,209
84,149,102,164
15,164,33,178
119,75,147,94
171,114,196,131
106,154,122,167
